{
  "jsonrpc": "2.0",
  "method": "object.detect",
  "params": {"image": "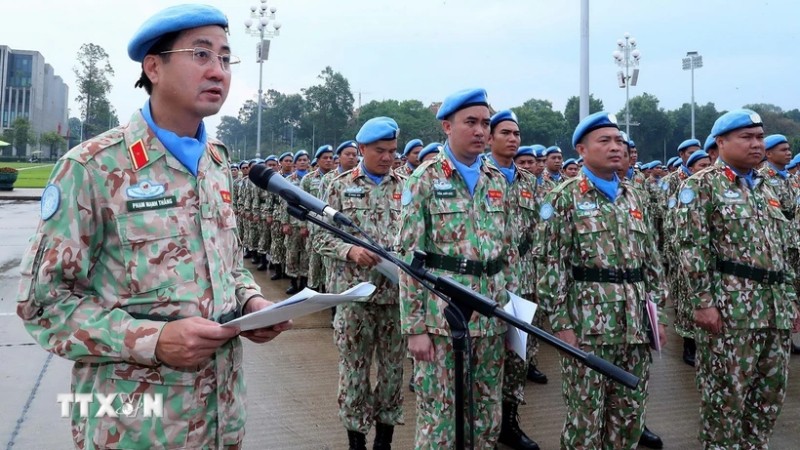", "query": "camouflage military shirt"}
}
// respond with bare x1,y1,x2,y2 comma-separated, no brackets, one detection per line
537,172,668,346
397,150,517,337
317,164,403,303
674,160,799,330
758,164,799,220
394,163,415,178
16,111,261,449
